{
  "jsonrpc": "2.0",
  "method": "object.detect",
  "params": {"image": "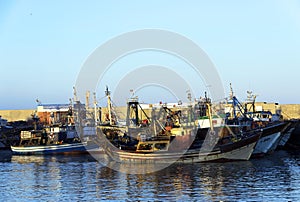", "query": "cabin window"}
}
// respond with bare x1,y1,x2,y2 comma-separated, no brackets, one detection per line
138,143,153,151
154,143,168,150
